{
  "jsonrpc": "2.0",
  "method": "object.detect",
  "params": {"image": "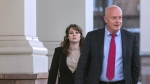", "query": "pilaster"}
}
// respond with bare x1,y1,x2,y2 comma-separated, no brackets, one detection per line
0,0,48,74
